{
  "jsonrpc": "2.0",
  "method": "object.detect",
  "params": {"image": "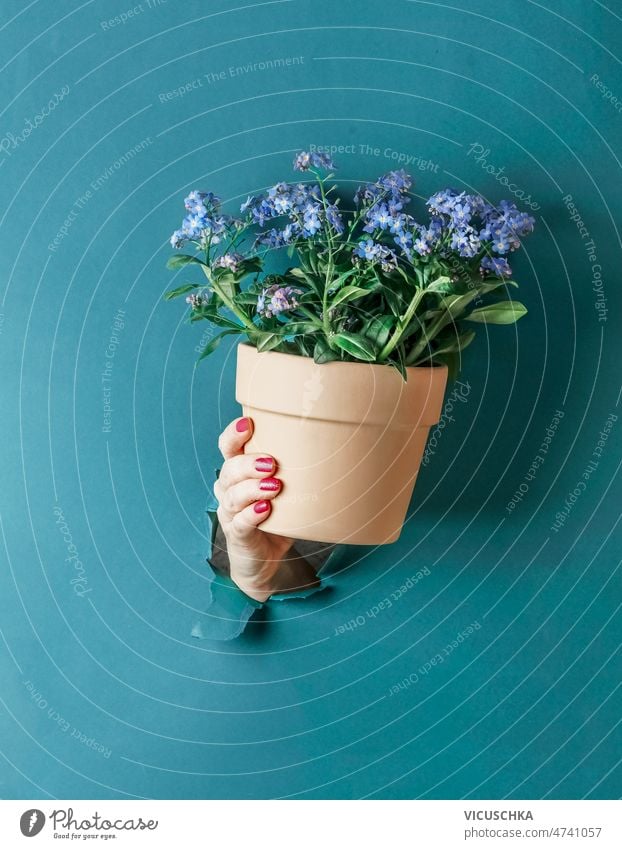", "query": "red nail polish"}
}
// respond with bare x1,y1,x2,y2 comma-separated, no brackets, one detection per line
255,457,274,472
259,477,281,492
236,417,249,432
254,500,270,513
